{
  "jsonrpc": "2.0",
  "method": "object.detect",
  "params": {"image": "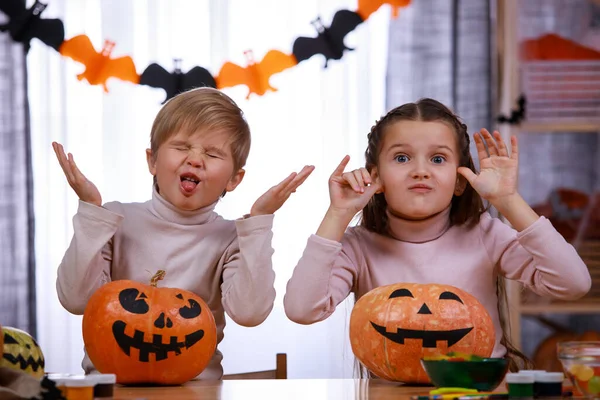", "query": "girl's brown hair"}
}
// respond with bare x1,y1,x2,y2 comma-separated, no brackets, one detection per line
356,98,532,374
